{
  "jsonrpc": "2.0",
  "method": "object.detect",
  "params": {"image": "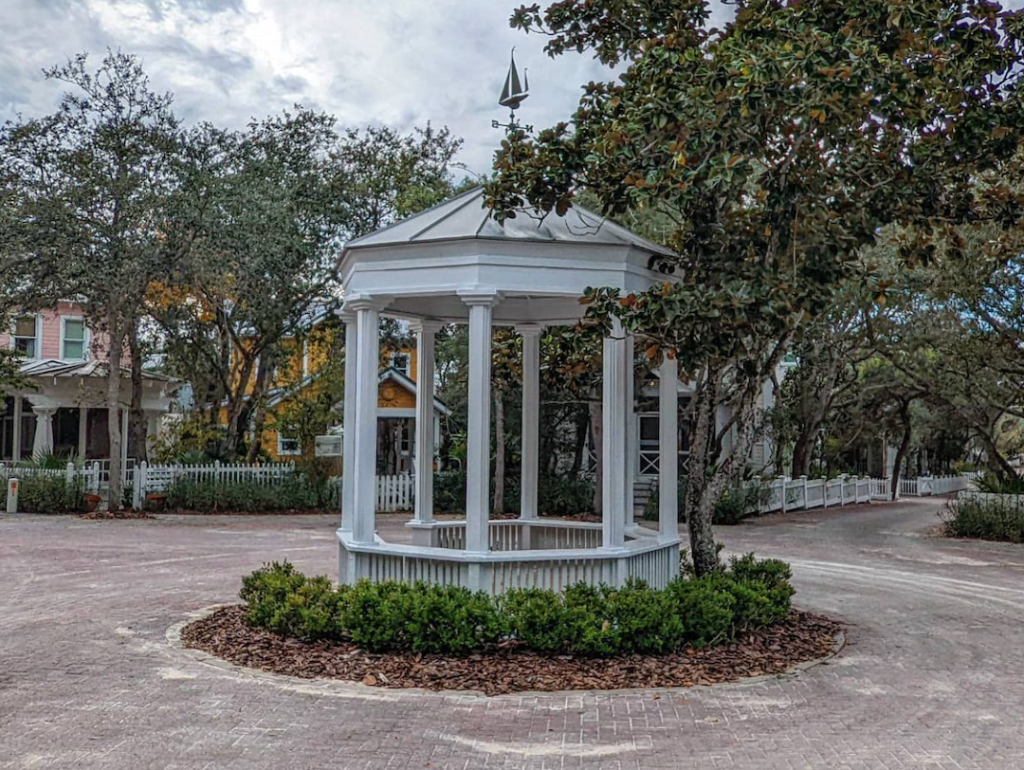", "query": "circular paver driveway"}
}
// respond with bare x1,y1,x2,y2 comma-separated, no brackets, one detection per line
1,498,1022,769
